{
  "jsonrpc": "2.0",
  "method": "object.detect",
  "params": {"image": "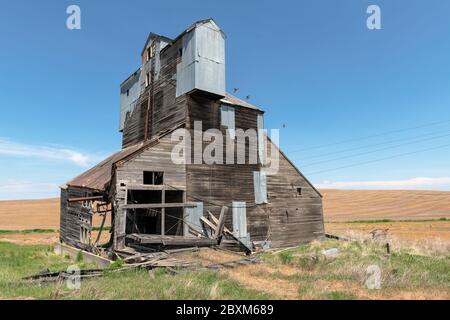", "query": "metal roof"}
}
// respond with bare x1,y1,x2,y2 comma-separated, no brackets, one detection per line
221,93,264,112
65,130,169,191
65,143,145,191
